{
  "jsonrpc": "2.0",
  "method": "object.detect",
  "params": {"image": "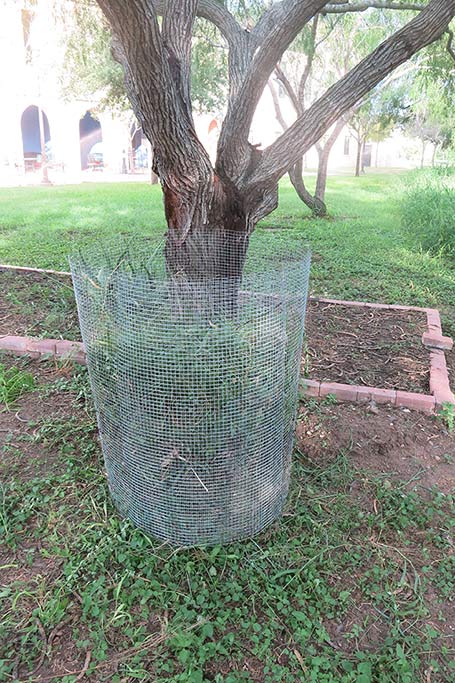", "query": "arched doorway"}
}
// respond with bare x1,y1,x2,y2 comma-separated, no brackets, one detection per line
130,124,149,171
79,111,103,171
21,105,51,172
